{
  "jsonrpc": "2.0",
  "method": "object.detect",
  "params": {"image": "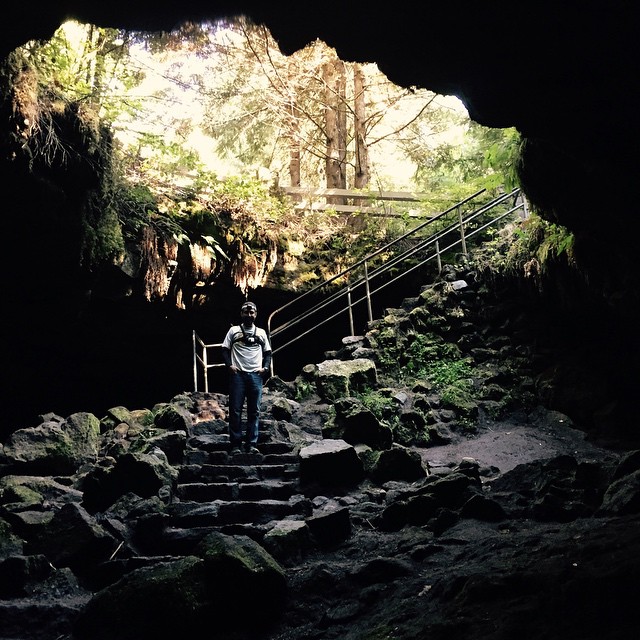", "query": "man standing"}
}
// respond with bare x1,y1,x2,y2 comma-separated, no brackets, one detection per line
221,301,272,455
